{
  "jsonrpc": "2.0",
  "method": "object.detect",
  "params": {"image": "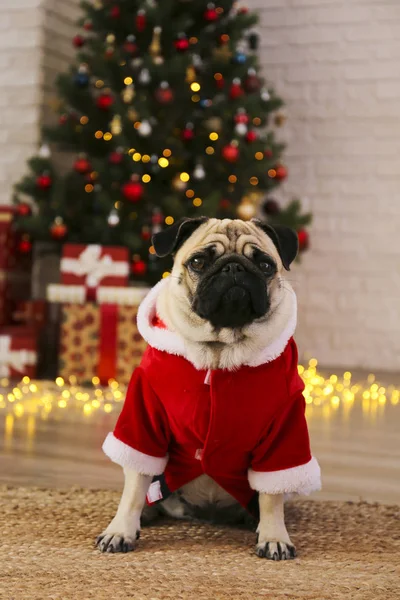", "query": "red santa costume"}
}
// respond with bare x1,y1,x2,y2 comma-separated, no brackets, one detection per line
103,280,321,514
